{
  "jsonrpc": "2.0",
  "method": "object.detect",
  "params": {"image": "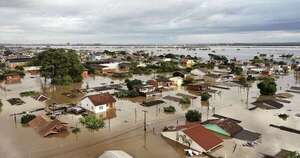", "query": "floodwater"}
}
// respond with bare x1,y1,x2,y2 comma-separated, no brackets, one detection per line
49,45,300,61
1,47,300,158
